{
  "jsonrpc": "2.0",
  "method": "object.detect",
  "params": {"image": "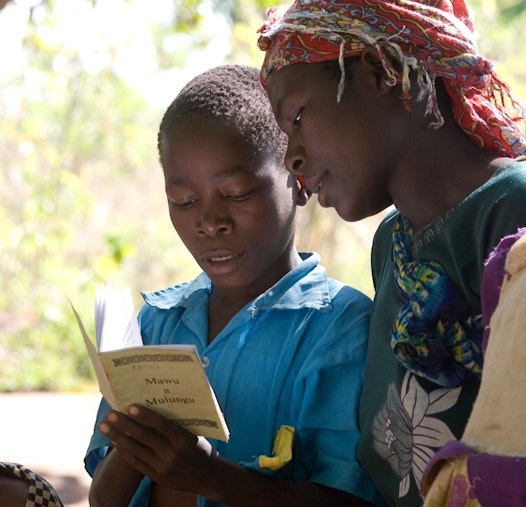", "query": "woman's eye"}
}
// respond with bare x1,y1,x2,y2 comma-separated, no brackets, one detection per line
225,191,254,201
168,197,196,209
293,108,303,125
223,186,258,201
